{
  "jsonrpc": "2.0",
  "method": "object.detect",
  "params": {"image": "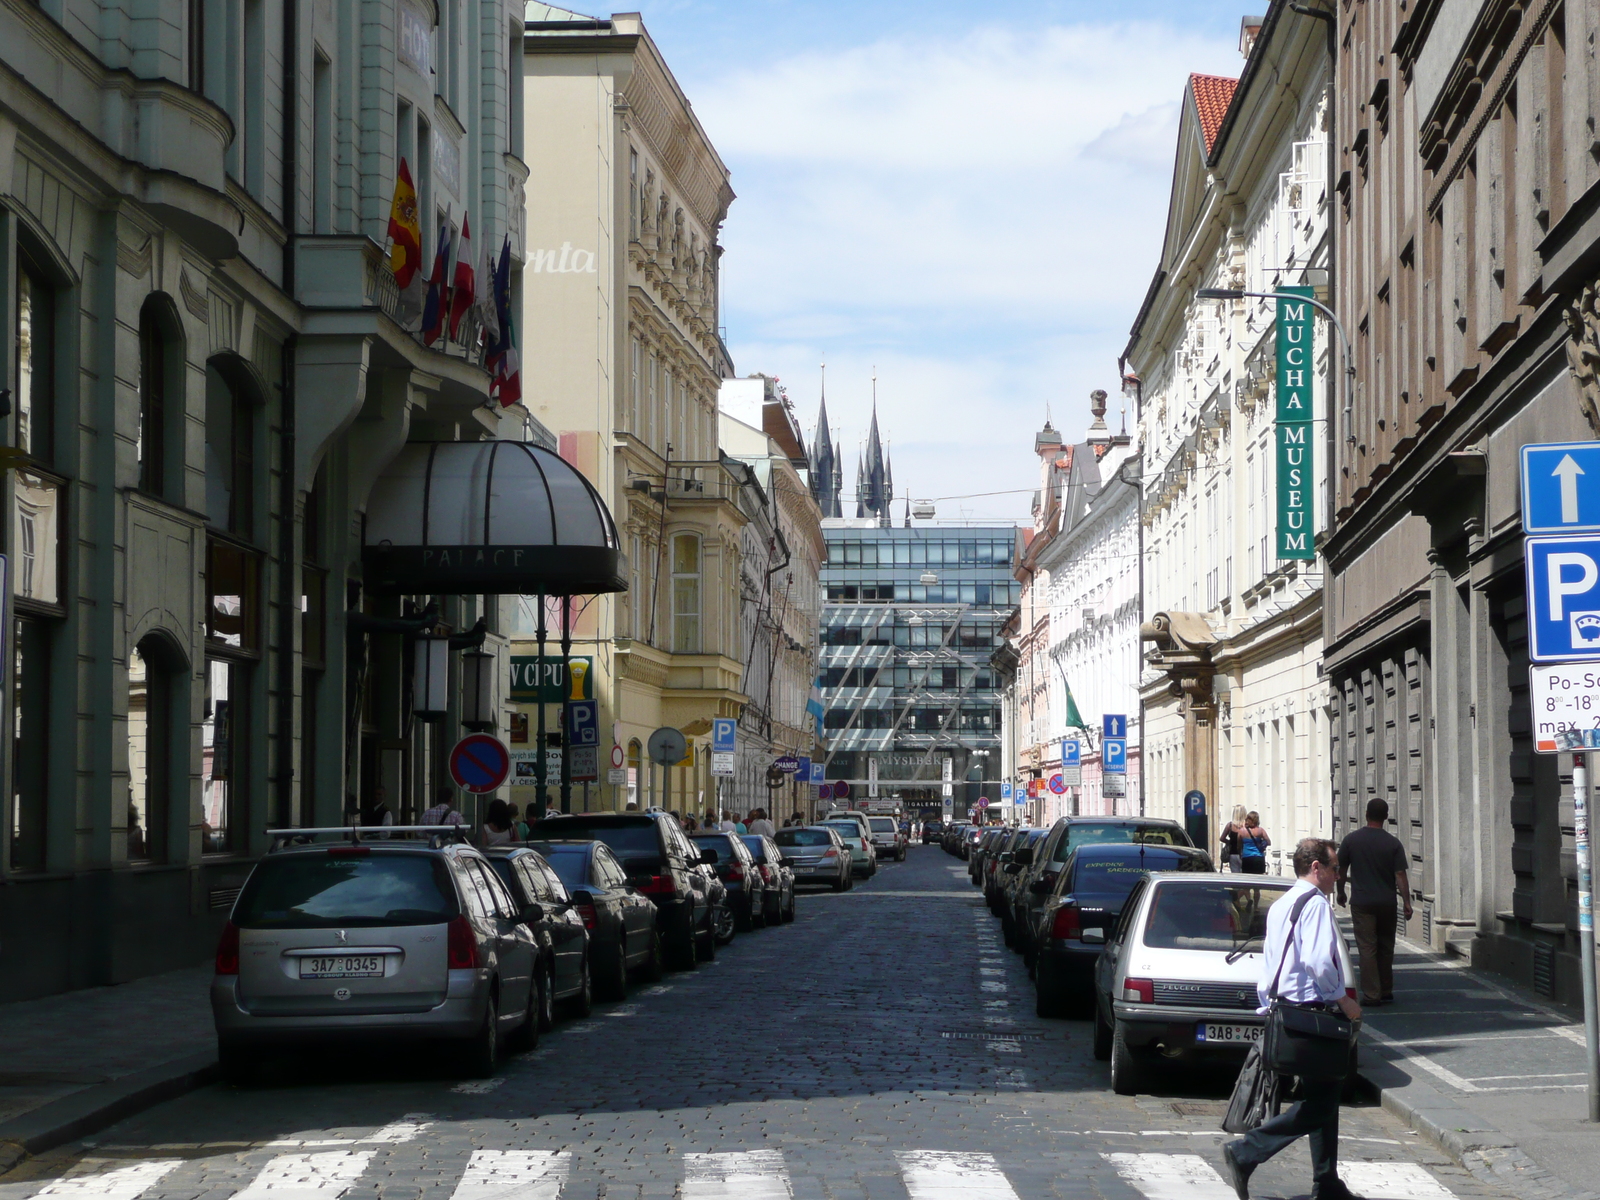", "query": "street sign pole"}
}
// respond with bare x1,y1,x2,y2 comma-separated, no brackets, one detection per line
1578,751,1600,1122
